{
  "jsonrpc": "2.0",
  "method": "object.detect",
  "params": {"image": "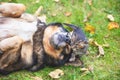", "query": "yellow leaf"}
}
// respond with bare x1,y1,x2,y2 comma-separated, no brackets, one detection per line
85,23,95,34
108,22,119,30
